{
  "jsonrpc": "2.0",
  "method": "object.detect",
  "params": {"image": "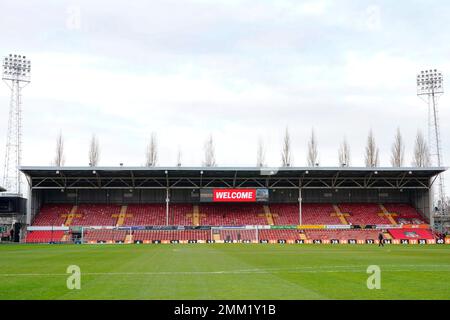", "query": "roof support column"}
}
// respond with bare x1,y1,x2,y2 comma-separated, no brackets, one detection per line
166,188,170,226
429,177,434,228
298,180,302,226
